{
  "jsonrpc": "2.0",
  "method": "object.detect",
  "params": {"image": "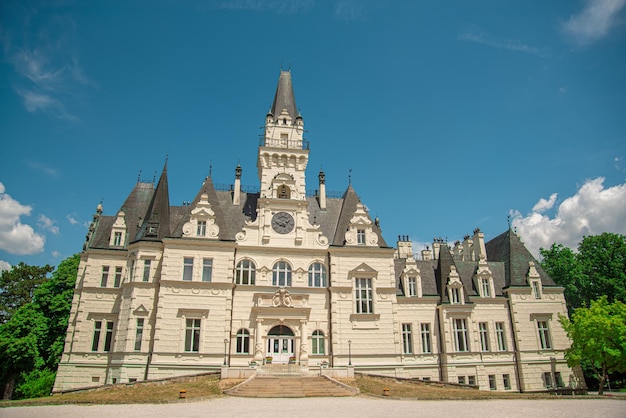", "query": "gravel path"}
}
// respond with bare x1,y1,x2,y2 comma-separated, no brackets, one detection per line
2,396,624,418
